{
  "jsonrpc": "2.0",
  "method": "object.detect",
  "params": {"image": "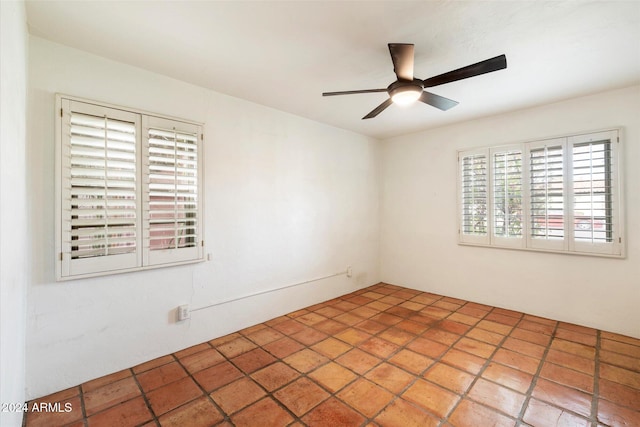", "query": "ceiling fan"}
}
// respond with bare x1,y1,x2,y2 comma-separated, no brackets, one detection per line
322,44,507,119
